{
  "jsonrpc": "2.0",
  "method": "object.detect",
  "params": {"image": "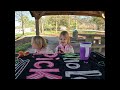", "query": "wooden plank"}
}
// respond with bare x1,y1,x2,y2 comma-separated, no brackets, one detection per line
91,45,105,53
30,11,104,18
92,45,105,48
